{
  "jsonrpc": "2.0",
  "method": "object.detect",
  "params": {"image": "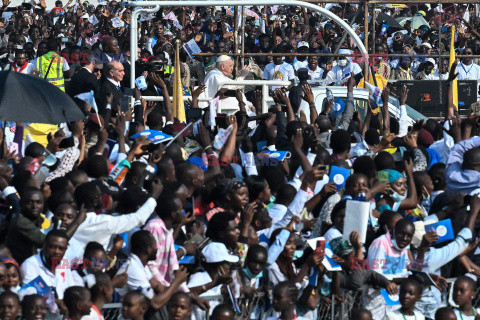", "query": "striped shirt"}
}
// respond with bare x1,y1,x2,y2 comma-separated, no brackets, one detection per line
367,232,410,280
145,218,179,286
